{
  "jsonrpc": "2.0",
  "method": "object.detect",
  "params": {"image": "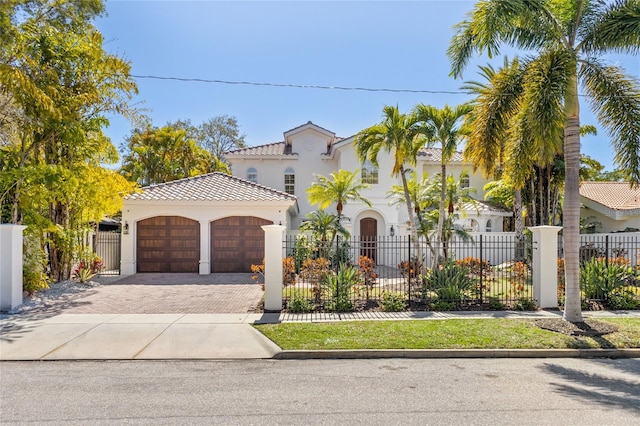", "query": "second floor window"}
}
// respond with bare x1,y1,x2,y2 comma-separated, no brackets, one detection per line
460,174,470,189
361,161,378,185
284,168,295,194
247,167,258,183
